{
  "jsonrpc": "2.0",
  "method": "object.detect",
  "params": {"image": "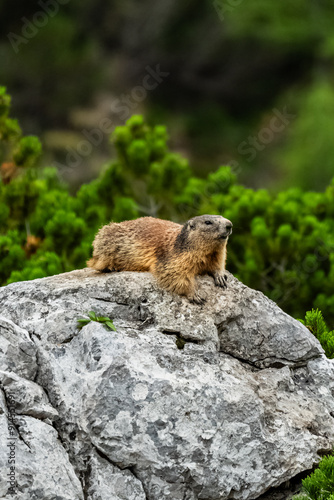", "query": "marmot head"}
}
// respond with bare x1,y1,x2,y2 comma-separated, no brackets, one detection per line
178,214,233,250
